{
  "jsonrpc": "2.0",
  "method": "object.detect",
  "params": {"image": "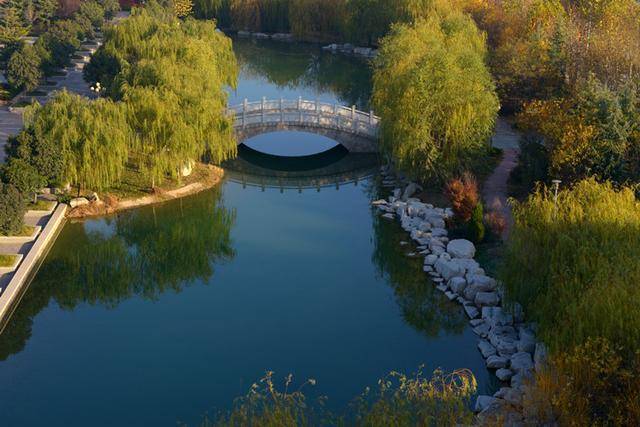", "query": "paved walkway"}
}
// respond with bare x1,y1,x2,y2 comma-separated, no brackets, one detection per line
483,117,521,239
0,108,23,163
